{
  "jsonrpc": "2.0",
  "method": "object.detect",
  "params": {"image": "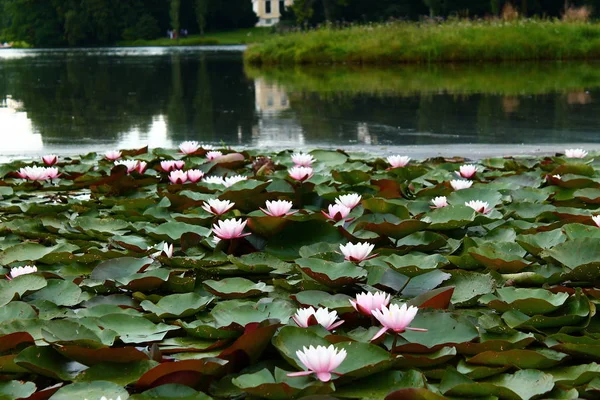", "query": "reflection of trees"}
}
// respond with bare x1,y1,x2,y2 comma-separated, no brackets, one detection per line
0,51,256,144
